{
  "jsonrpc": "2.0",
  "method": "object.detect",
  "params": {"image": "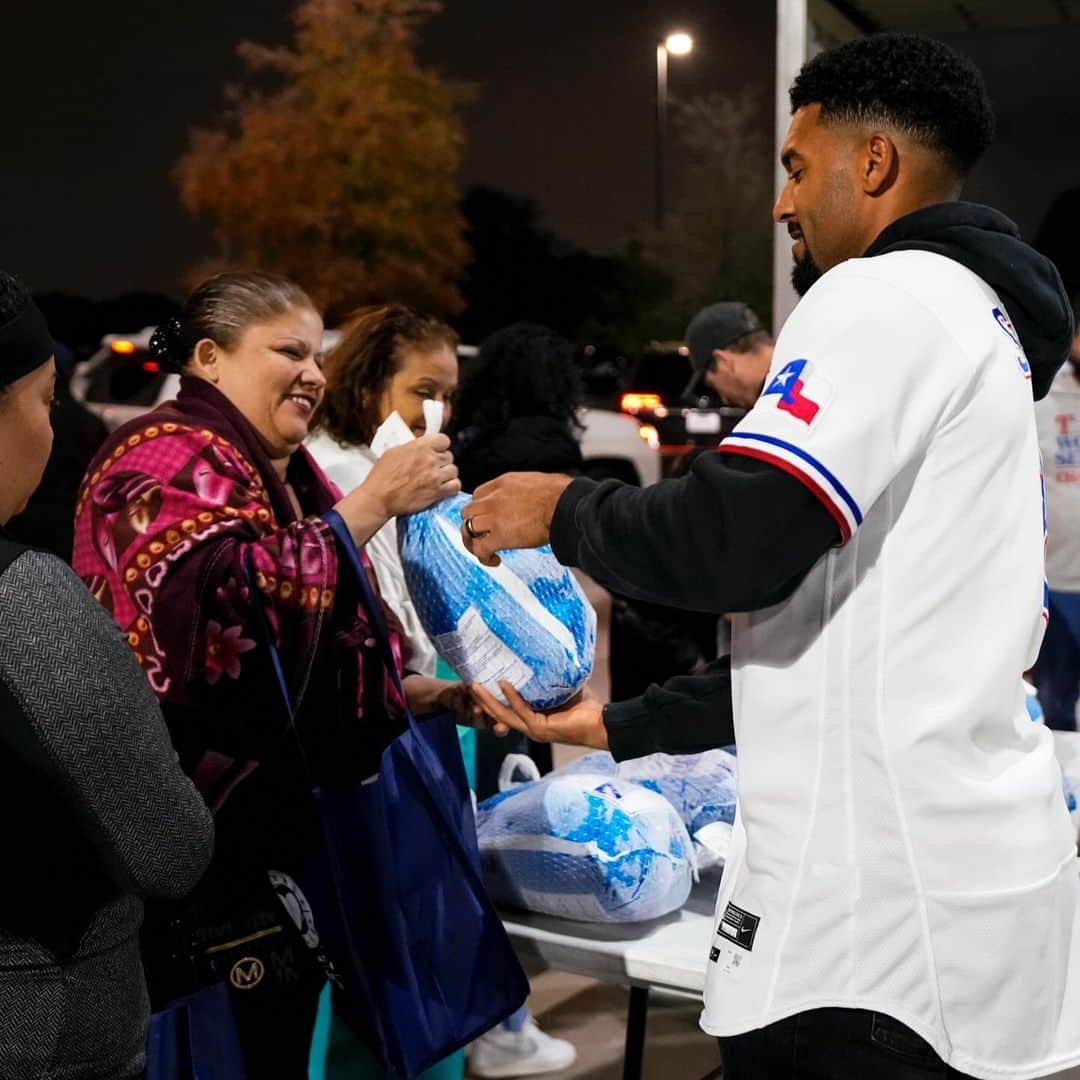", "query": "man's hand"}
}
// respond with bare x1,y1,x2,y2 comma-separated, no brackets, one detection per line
460,473,573,566
469,683,610,751
707,349,770,410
